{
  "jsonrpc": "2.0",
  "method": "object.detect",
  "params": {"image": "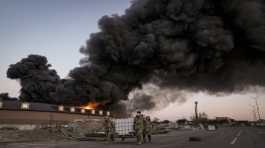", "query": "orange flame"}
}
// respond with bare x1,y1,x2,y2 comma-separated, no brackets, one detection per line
81,102,99,110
